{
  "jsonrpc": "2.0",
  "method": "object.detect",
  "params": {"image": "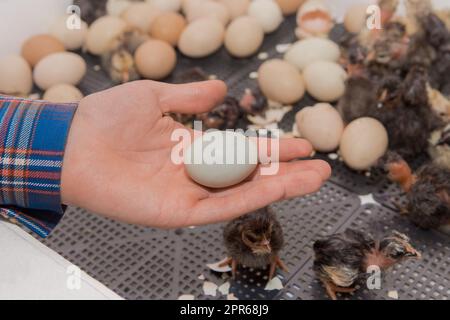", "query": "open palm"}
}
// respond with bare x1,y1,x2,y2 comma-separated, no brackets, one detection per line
61,80,331,228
